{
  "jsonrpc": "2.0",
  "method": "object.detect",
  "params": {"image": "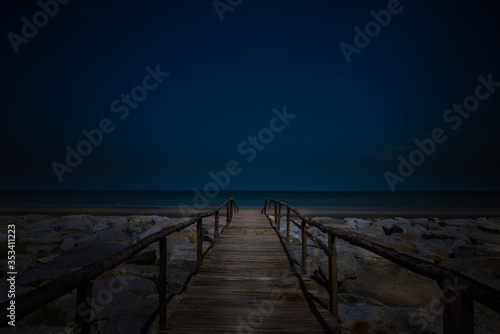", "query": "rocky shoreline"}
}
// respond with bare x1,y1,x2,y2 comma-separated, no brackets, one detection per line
1,214,499,333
